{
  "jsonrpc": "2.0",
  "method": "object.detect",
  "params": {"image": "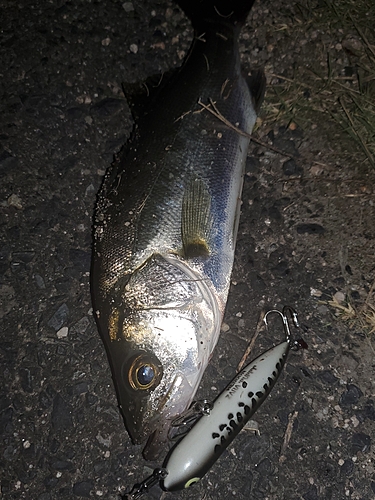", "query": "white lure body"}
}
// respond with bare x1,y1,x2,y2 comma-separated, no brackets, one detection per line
163,340,290,491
